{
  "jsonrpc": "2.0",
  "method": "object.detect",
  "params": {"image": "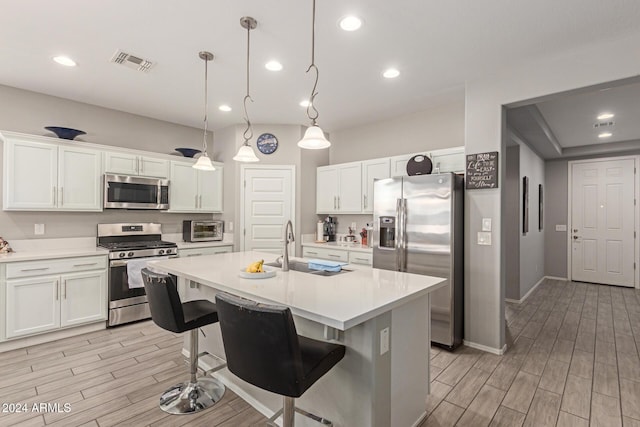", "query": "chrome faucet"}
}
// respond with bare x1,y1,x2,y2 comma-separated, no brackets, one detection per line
282,220,295,272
